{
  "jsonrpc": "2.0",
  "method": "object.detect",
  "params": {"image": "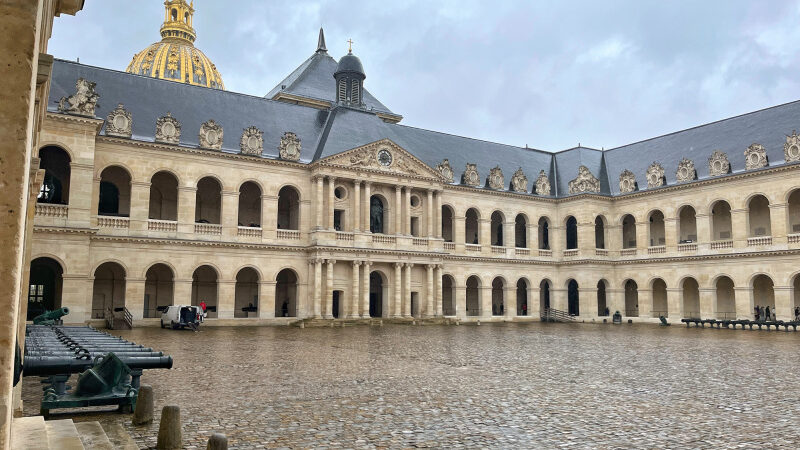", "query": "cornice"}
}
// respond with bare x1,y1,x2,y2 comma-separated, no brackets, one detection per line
45,111,103,131
33,226,96,235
